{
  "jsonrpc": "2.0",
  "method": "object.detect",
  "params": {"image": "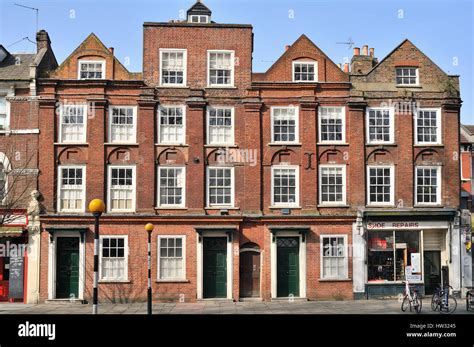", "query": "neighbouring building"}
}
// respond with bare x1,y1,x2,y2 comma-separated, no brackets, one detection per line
0,30,57,303
35,1,467,303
